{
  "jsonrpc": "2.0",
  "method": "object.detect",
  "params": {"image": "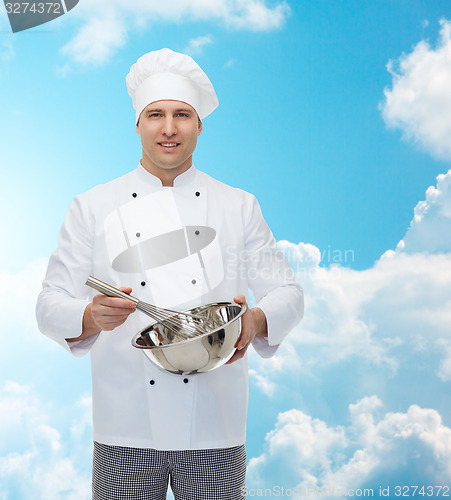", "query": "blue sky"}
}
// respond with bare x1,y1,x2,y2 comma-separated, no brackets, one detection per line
1,1,451,498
